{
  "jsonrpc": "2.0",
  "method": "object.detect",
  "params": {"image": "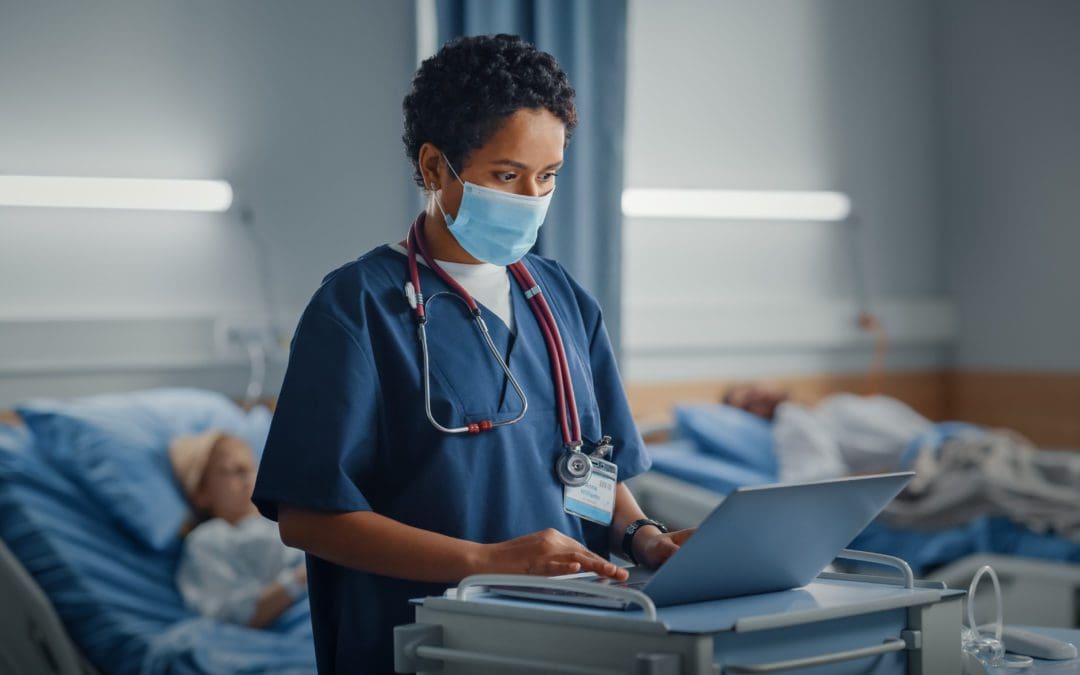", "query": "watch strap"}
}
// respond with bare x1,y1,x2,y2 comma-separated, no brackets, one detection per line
621,518,668,565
